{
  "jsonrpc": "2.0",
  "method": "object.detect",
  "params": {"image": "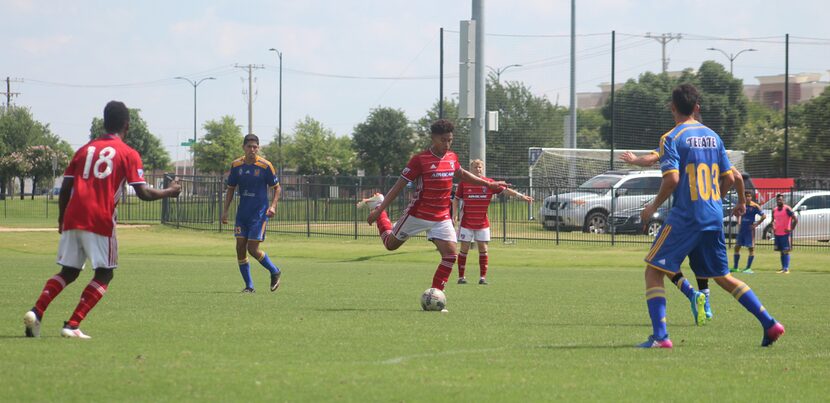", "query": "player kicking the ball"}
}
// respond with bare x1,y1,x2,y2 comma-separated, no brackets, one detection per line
222,134,283,293
452,159,532,285
358,119,514,301
23,101,181,339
